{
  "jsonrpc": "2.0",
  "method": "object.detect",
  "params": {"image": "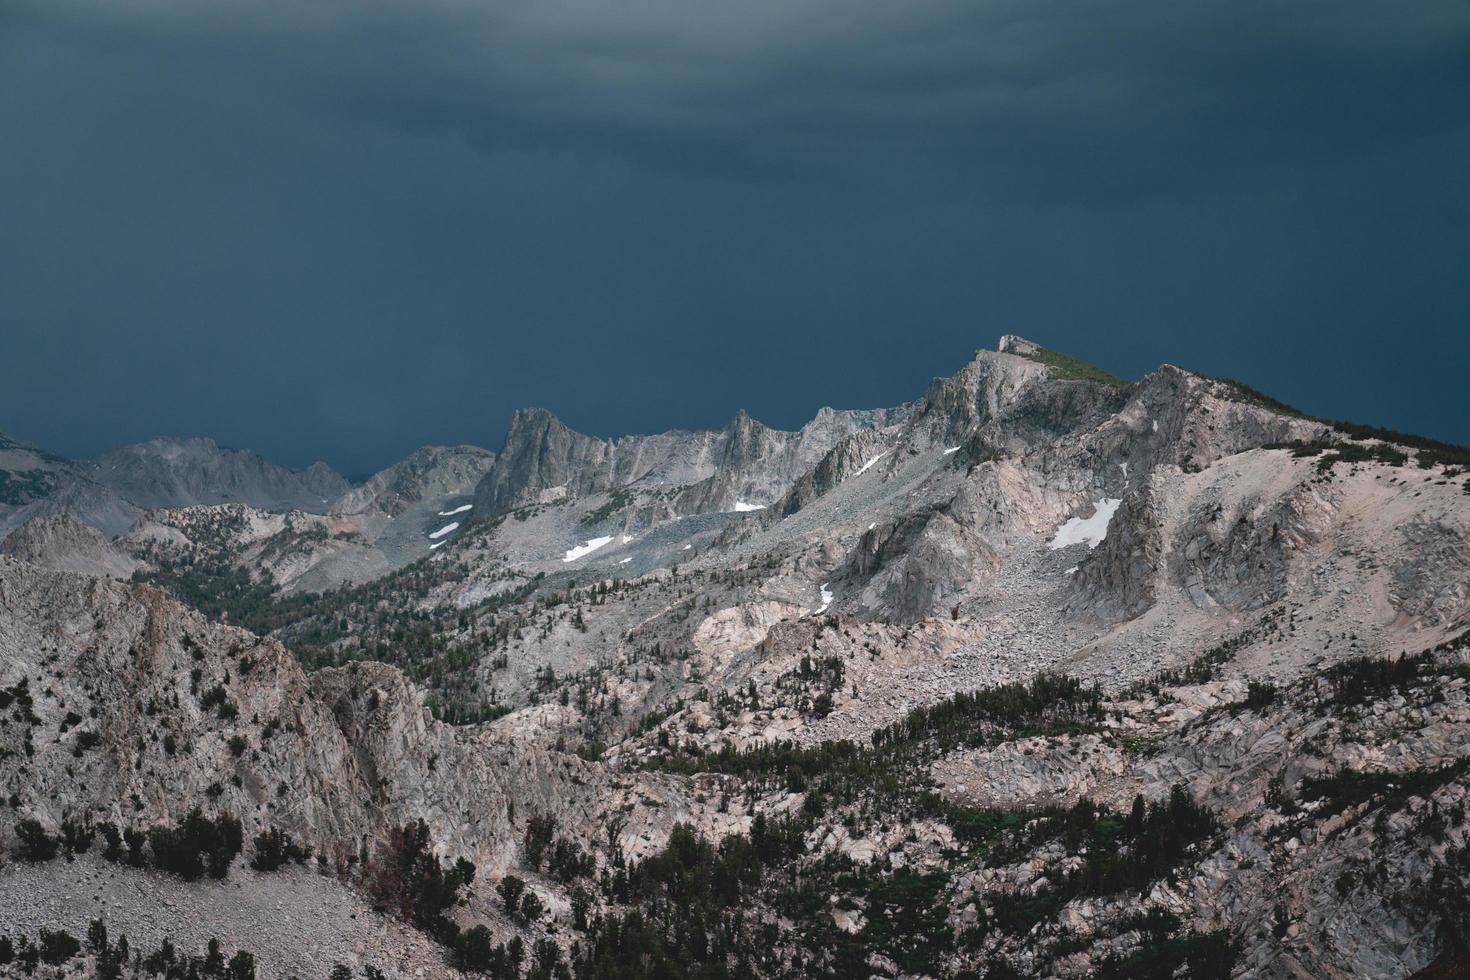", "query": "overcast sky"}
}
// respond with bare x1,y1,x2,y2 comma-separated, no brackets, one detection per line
2,0,1467,474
